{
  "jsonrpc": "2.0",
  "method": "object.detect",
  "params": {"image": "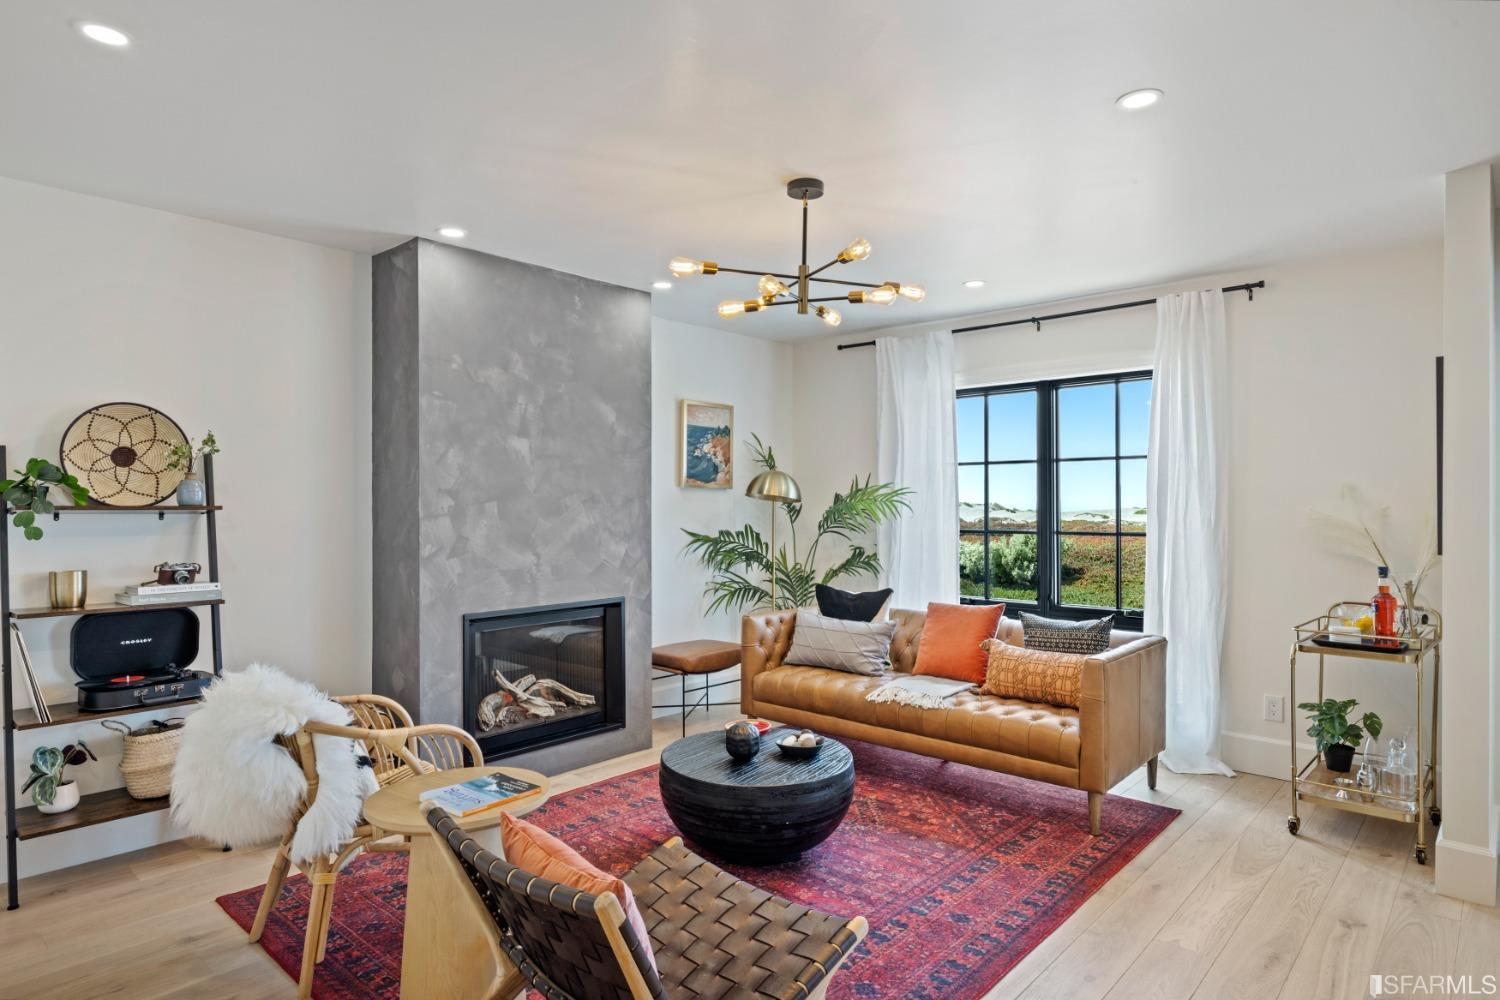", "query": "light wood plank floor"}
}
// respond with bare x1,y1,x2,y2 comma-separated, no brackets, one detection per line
2,714,1494,1000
